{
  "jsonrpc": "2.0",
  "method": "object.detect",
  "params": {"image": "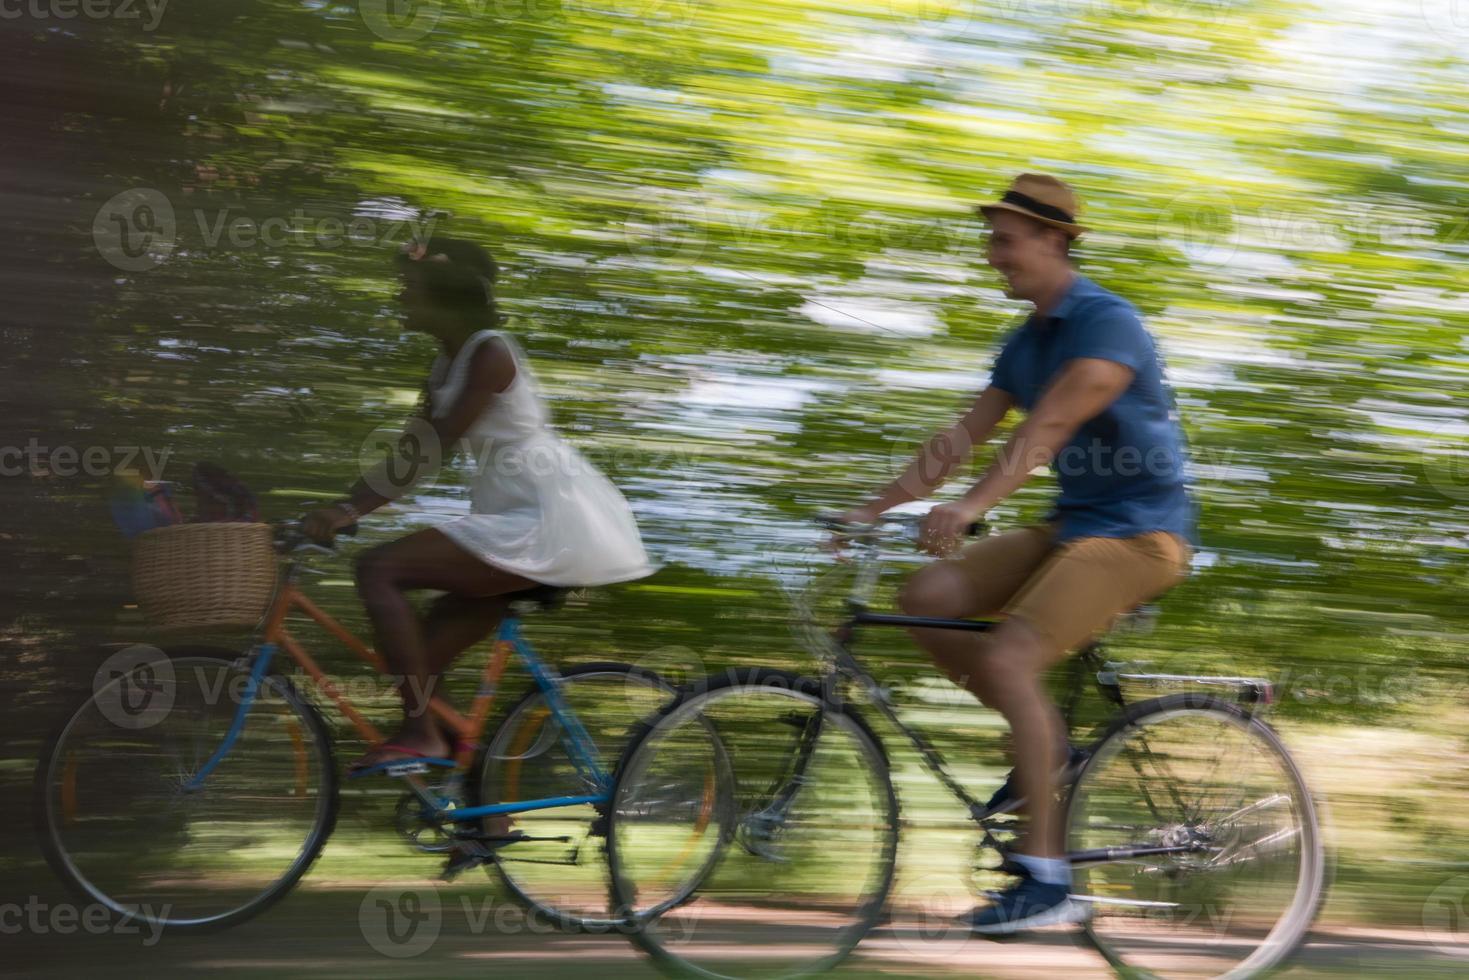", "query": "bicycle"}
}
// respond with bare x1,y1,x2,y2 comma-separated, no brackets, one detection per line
34,520,713,933
604,514,1327,980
